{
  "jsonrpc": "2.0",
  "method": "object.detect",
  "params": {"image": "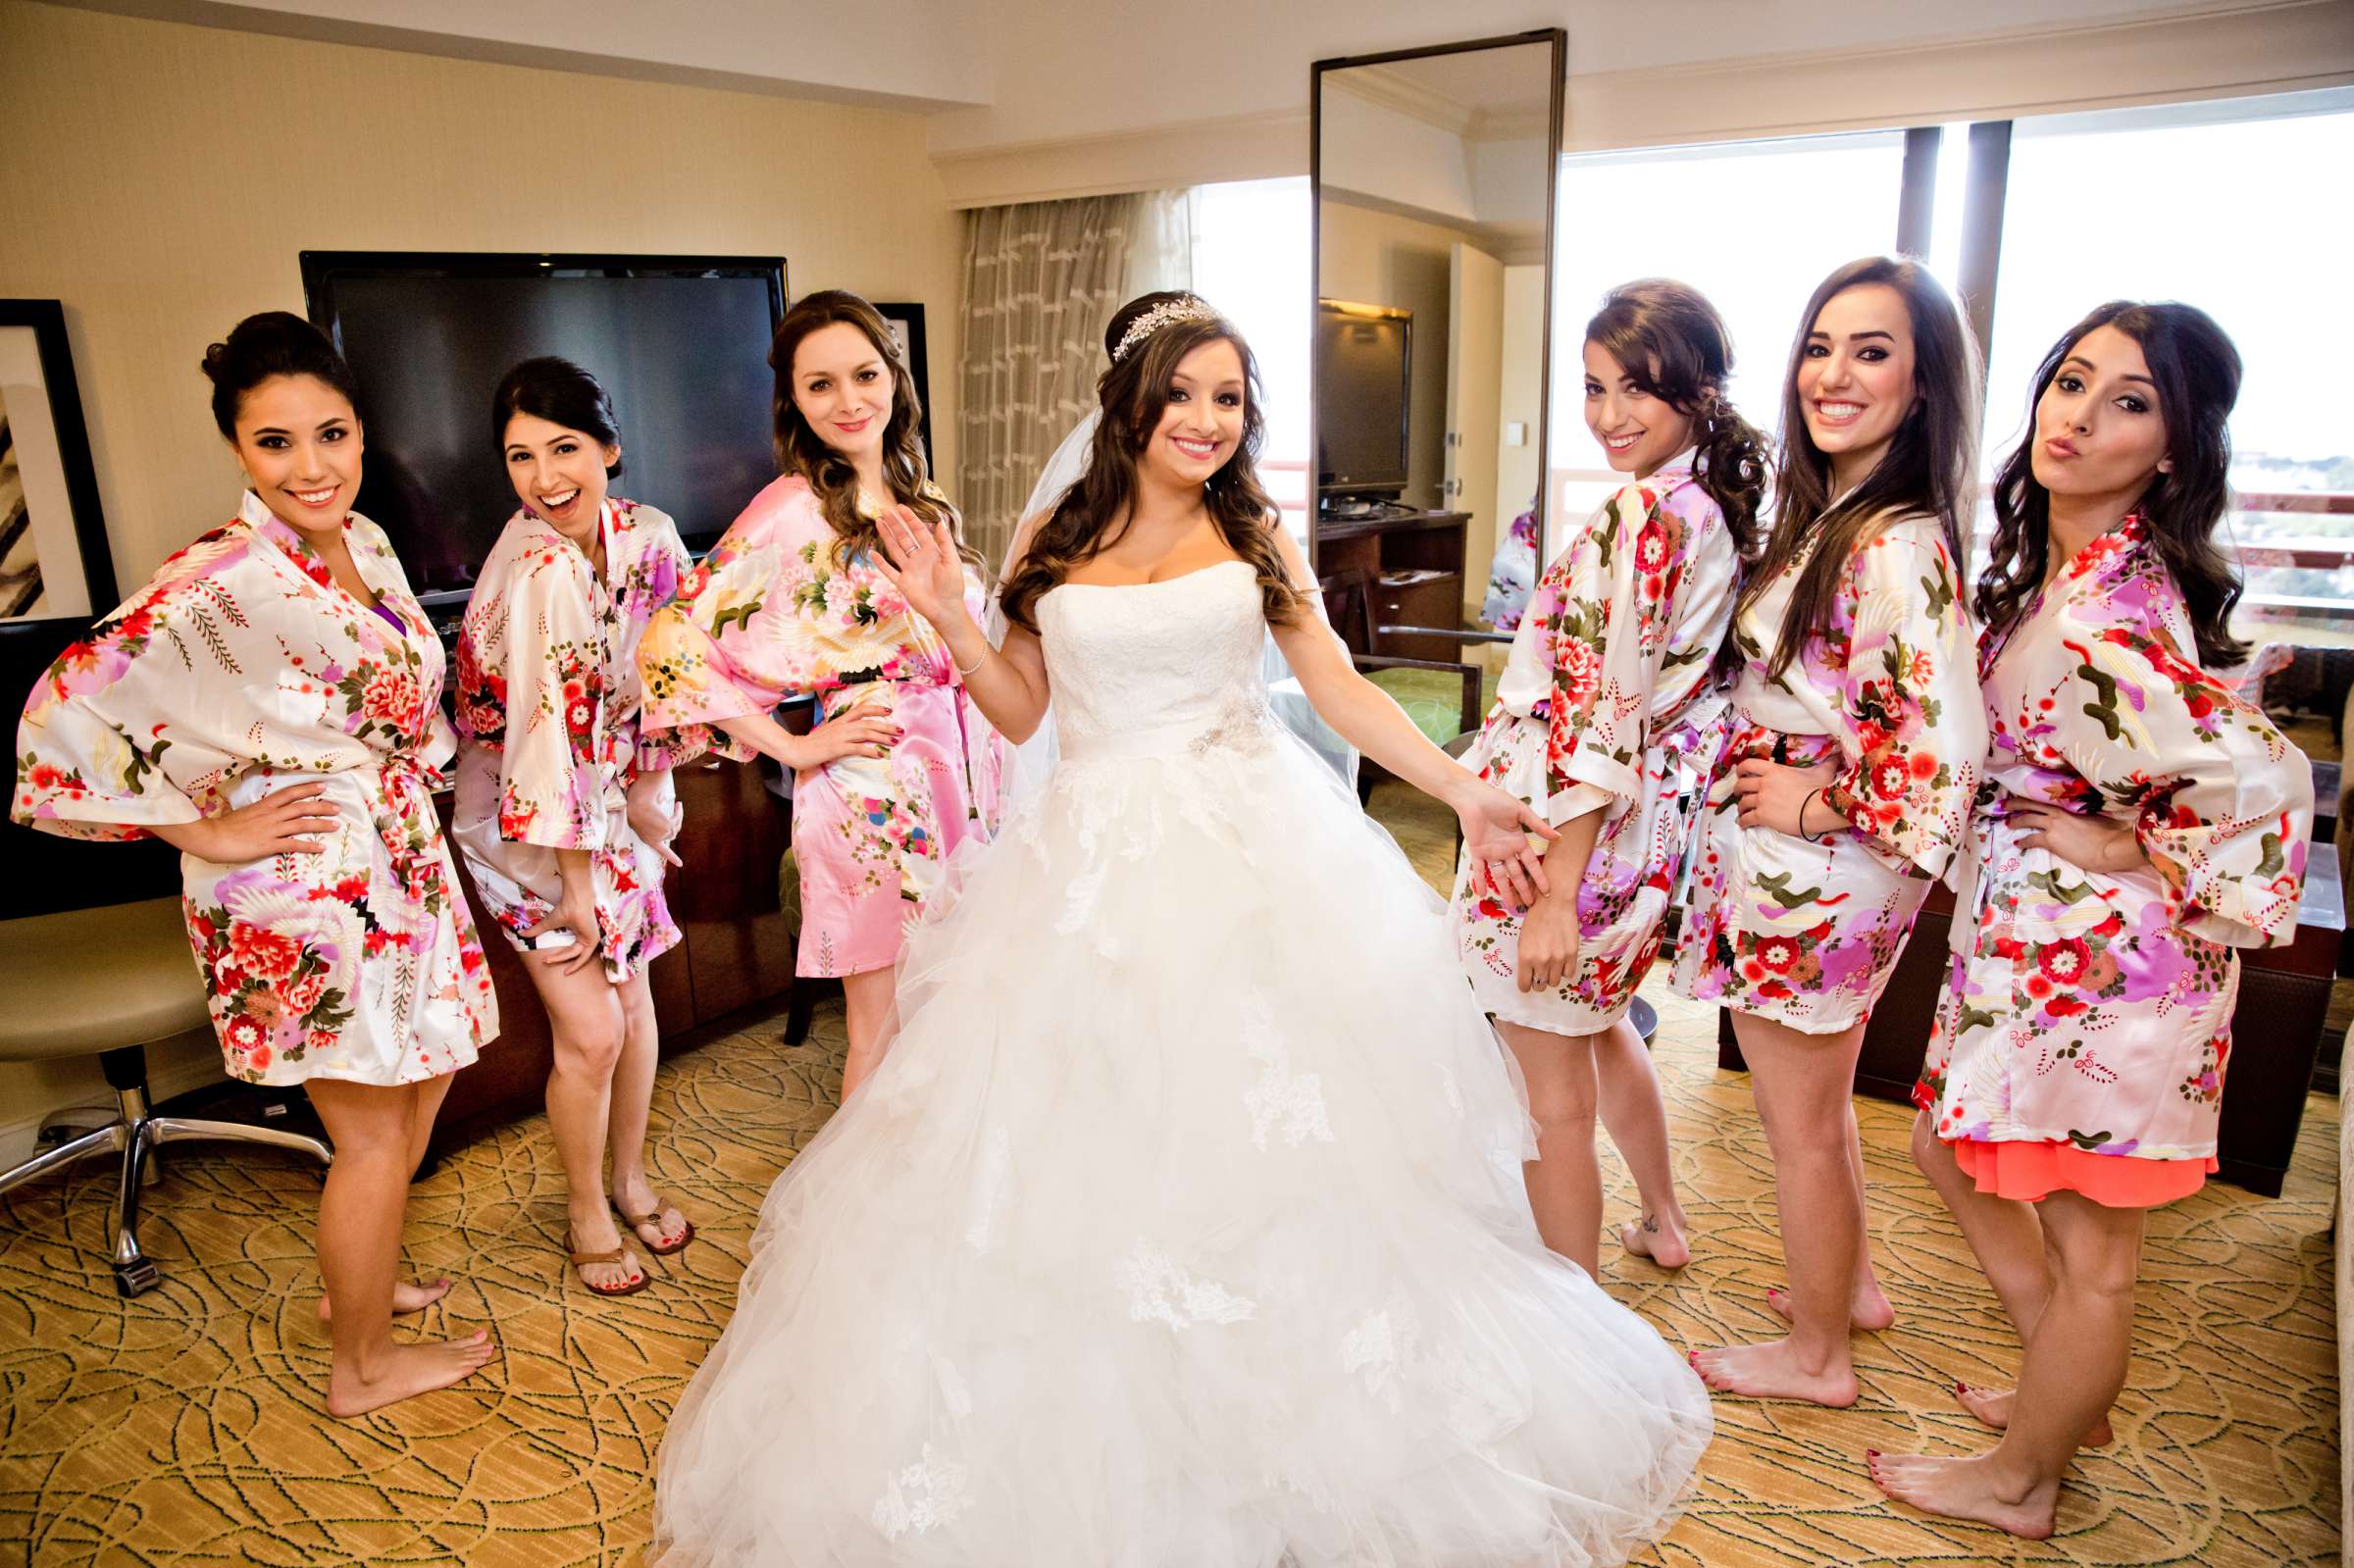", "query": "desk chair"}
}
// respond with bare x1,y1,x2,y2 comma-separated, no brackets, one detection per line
0,896,333,1296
